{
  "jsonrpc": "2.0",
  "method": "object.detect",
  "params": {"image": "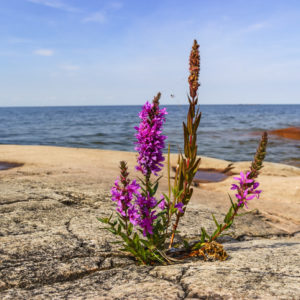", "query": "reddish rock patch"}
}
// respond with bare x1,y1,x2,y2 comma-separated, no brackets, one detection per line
269,127,300,140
